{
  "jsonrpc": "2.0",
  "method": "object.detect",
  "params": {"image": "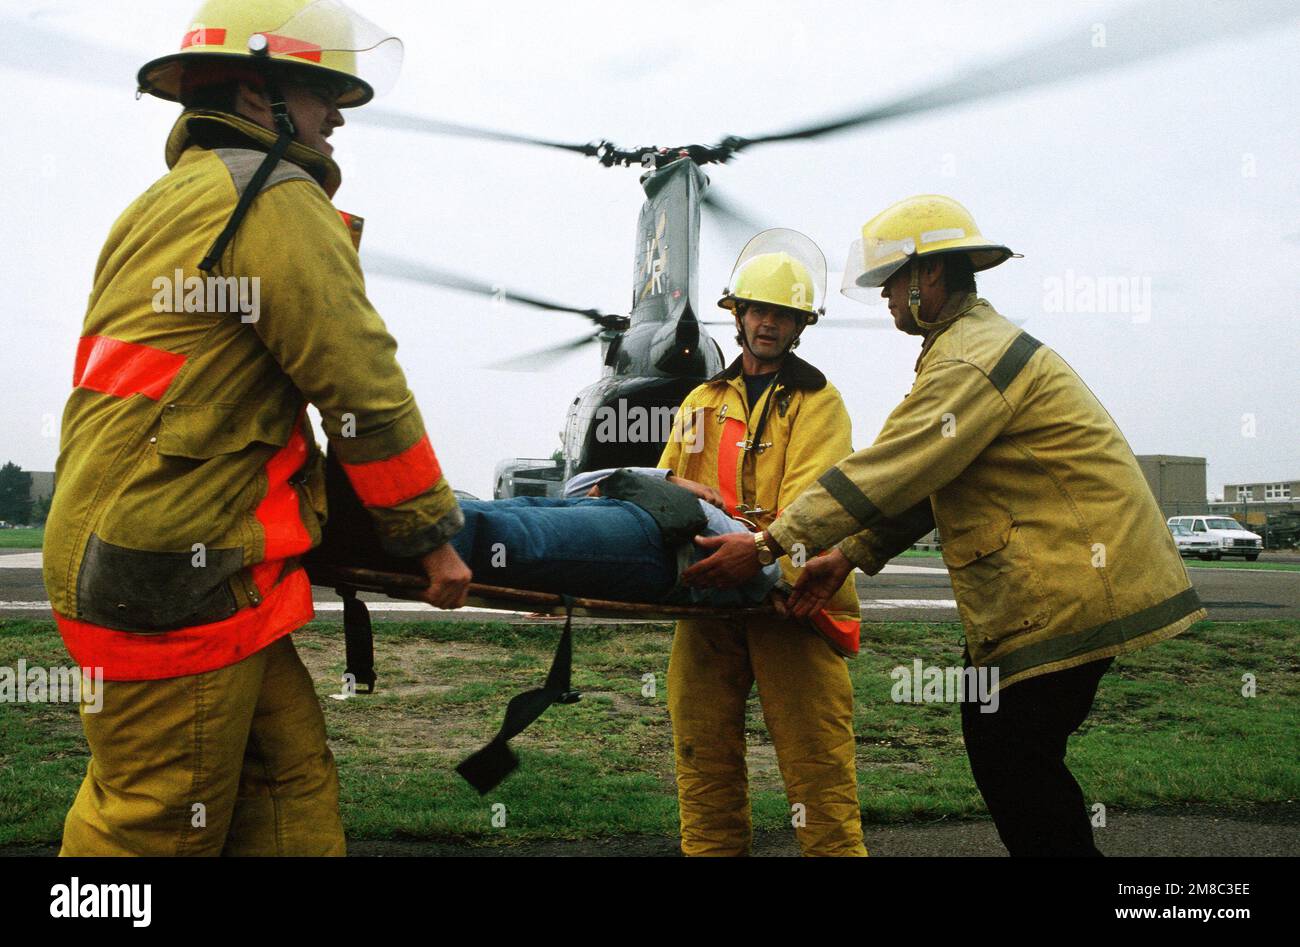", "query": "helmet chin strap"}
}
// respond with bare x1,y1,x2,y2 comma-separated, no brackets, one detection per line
908,260,922,322
265,76,297,138
910,256,968,331
198,71,297,273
